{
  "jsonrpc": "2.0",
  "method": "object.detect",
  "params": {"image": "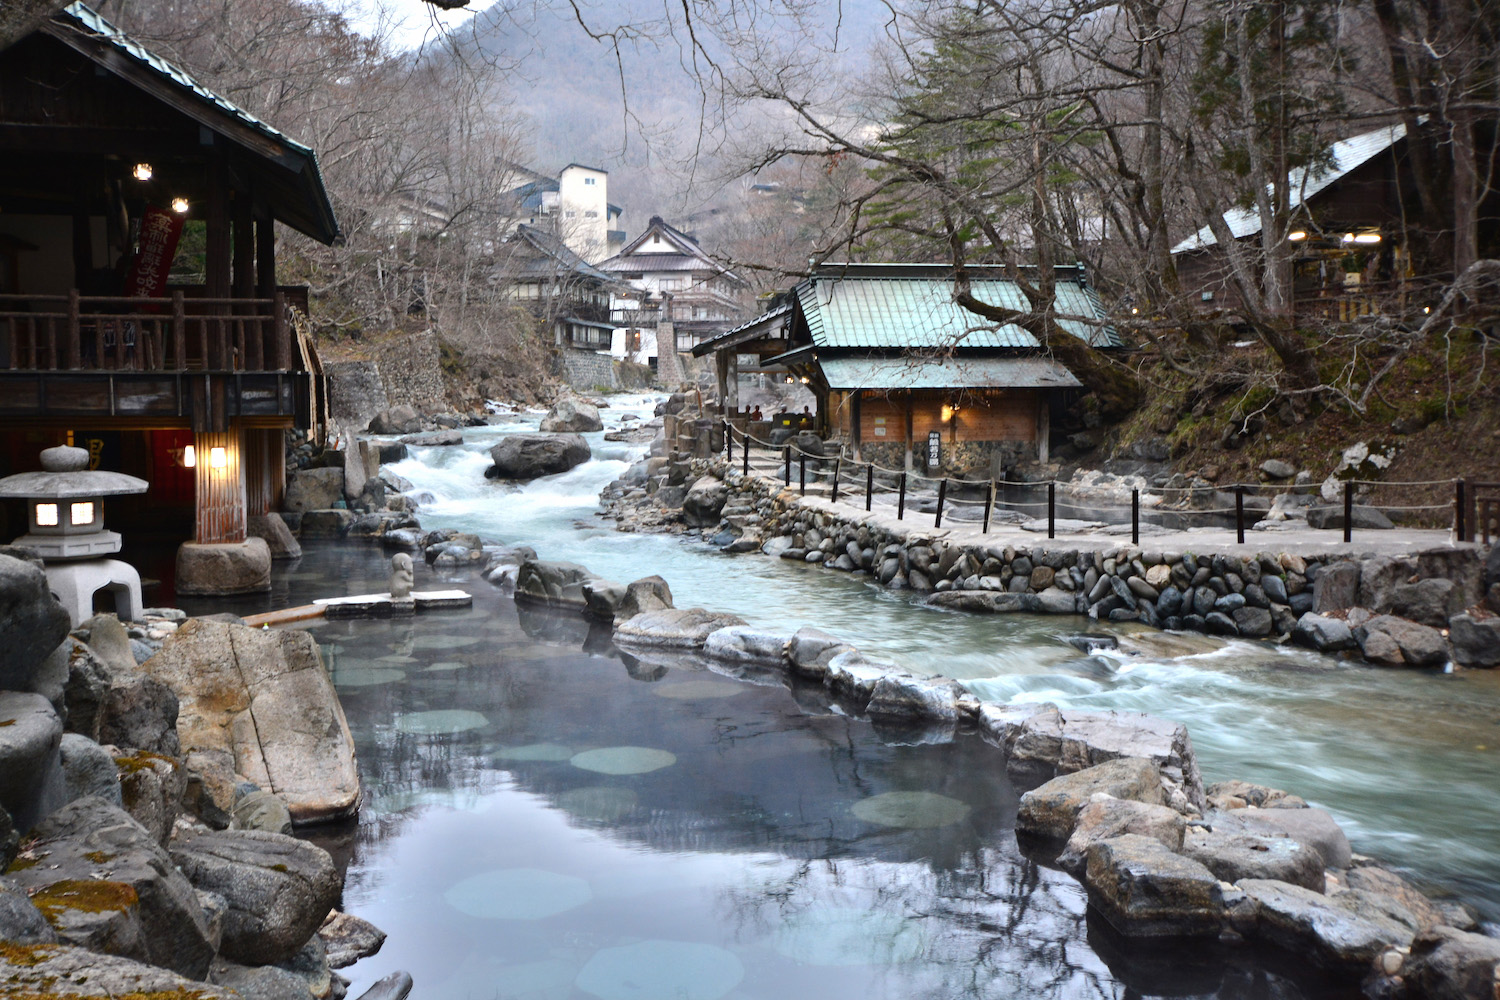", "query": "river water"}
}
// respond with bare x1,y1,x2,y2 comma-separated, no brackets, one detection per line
248,394,1499,998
